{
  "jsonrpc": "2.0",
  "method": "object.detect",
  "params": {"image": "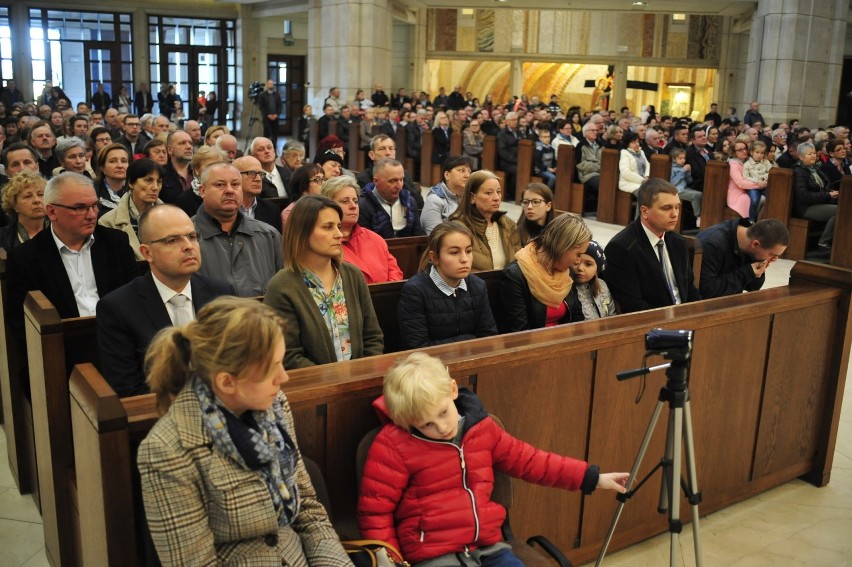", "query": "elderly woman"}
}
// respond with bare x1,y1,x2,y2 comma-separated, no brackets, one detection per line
462,118,484,170
143,138,169,167
315,150,343,181
497,213,592,333
203,124,229,147
726,140,766,220
54,136,90,176
618,131,649,195
138,297,351,566
552,119,579,158
448,170,520,271
95,143,130,217
322,175,403,283
264,195,384,369
281,163,324,230
793,142,838,249
602,124,624,149
0,171,49,250
98,158,164,258
432,111,452,165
